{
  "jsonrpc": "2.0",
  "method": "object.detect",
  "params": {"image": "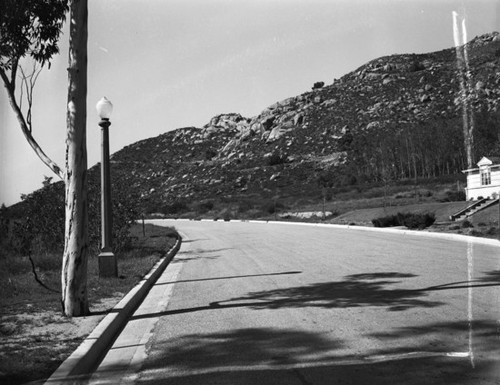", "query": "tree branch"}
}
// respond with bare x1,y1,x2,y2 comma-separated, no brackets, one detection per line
10,56,19,90
0,67,64,180
18,63,42,133
28,253,60,293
